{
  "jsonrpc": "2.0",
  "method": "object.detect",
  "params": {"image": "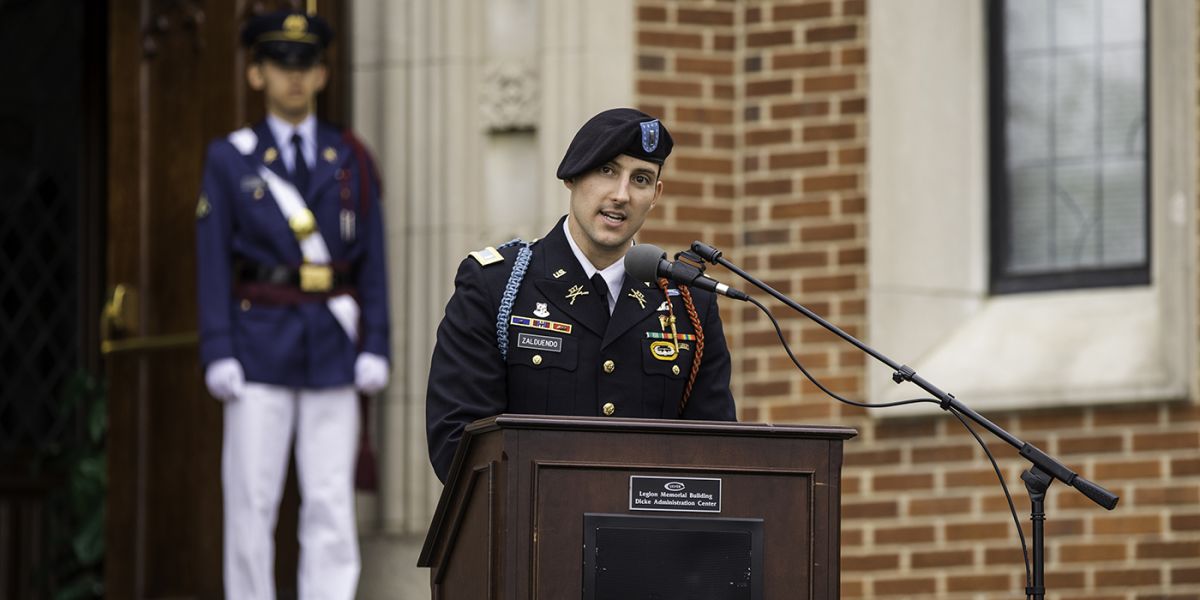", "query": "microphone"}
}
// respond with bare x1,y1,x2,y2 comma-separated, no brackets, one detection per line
624,244,750,301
